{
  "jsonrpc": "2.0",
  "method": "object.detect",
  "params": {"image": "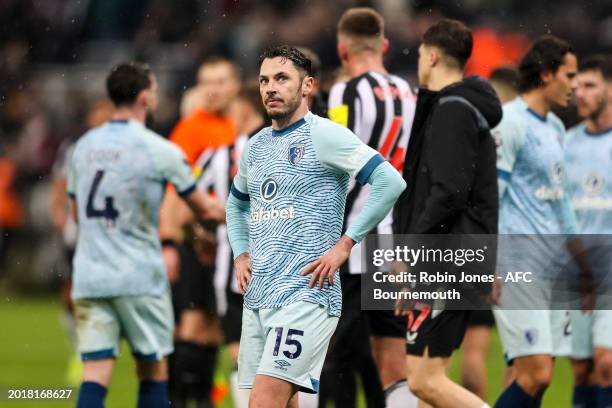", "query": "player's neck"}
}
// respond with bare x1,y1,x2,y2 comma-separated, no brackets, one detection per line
272,103,309,131
346,54,387,77
587,106,612,133
111,106,146,124
521,90,551,117
425,67,463,92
